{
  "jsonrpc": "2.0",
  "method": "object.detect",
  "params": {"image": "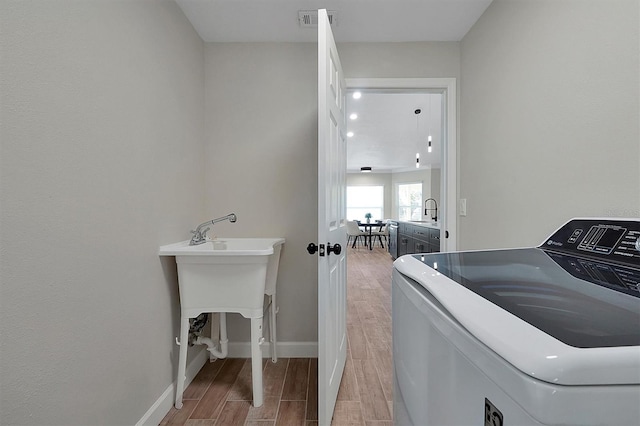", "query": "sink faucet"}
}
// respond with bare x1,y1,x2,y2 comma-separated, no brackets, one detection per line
424,198,438,222
189,213,237,246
